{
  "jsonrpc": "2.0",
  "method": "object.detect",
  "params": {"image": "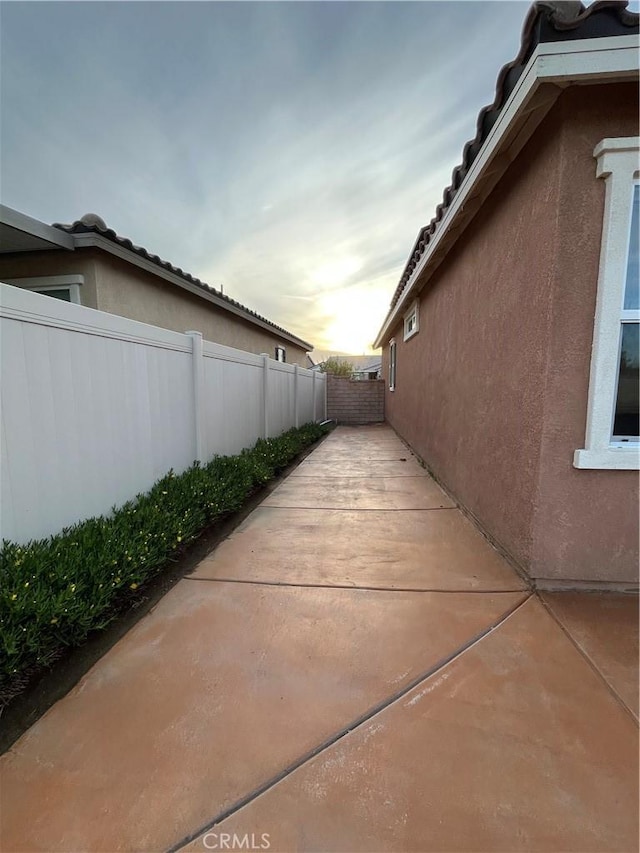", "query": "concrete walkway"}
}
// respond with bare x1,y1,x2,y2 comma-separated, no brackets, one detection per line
1,425,637,852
